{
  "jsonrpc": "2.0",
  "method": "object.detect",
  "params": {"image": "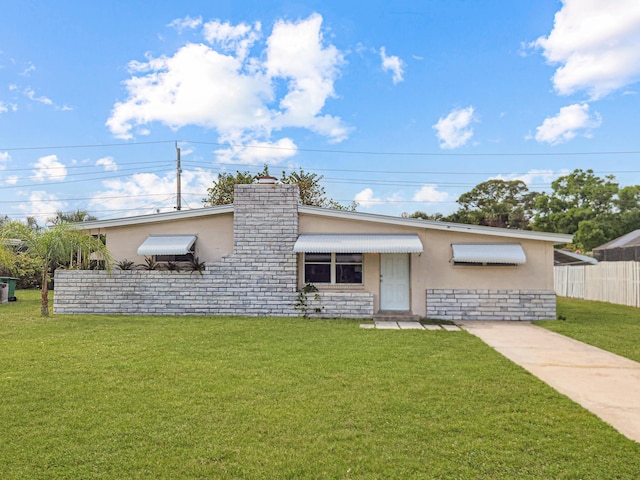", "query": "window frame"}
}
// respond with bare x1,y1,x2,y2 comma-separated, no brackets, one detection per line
154,243,196,263
303,252,364,285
